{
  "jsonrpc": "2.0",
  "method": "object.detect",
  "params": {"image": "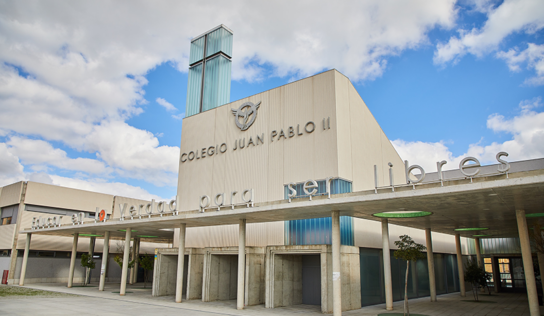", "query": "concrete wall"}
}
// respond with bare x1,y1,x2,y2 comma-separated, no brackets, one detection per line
246,248,266,305
273,254,302,307
0,182,23,208
154,254,178,296
265,245,361,313
152,248,203,299
201,247,265,305
186,248,205,300
208,254,238,301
